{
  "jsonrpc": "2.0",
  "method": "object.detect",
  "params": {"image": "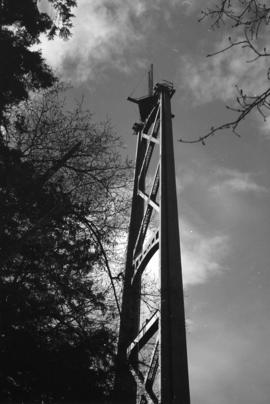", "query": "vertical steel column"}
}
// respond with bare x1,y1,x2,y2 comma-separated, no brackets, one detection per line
159,86,190,404
114,79,190,404
113,129,146,404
